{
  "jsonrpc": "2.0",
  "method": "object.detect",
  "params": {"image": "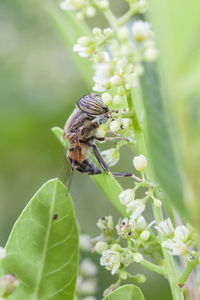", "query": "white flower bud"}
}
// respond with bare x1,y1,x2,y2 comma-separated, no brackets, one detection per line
130,215,147,233
60,0,85,11
133,154,147,171
119,189,135,206
117,86,125,96
79,234,91,251
109,120,121,132
137,0,148,13
103,28,113,36
102,92,112,106
154,199,162,207
111,244,121,252
132,21,152,42
101,148,120,167
77,36,90,47
140,230,150,241
92,27,101,36
116,218,131,239
80,258,98,276
133,253,143,263
97,127,106,138
119,271,127,280
97,0,109,9
0,247,6,260
113,95,123,106
121,252,133,266
117,27,129,41
85,6,96,17
144,47,158,62
121,118,131,130
95,241,109,254
110,75,123,86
